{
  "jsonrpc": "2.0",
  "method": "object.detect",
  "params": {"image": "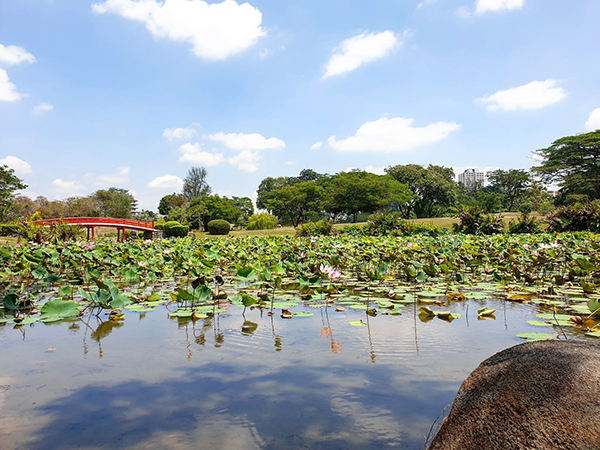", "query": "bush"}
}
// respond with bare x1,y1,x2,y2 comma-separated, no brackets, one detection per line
154,218,166,231
453,205,504,235
546,201,600,232
296,219,335,237
365,212,448,237
507,213,542,234
163,220,190,238
246,212,278,230
337,224,368,237
207,219,230,235
0,222,23,236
